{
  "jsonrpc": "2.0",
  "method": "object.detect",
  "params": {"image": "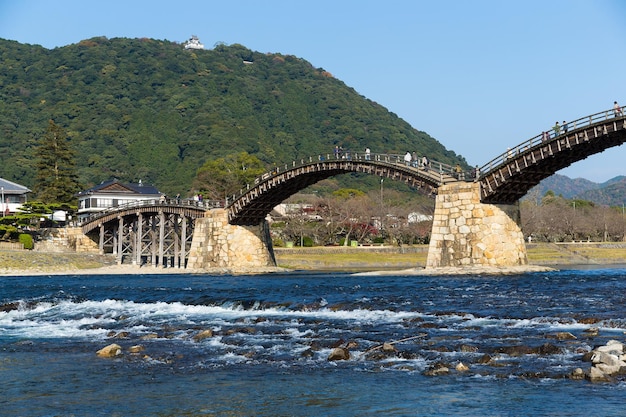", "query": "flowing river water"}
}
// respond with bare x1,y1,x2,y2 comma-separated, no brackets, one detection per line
2,268,626,416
